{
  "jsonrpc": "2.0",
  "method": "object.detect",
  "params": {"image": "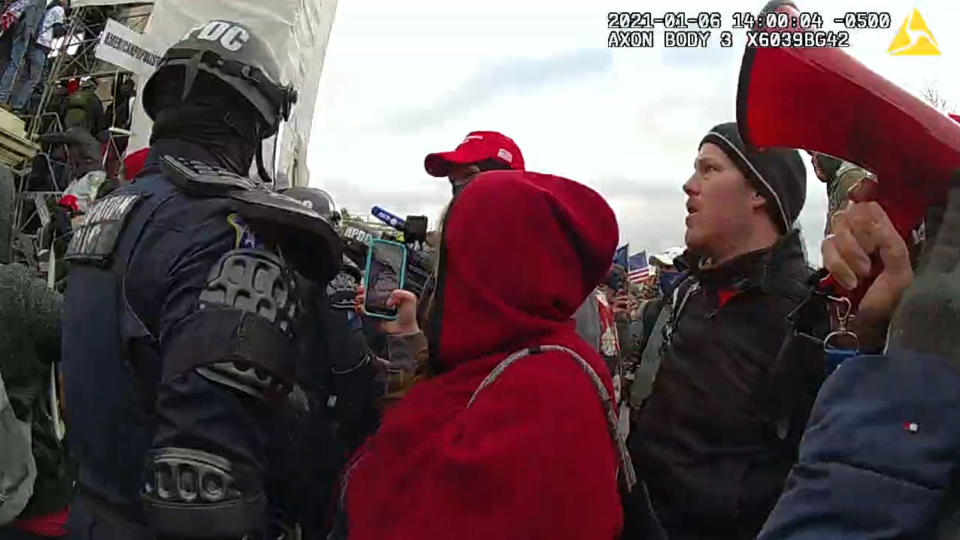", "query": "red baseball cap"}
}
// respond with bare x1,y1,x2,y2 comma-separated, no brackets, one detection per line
424,131,525,177
58,194,79,212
